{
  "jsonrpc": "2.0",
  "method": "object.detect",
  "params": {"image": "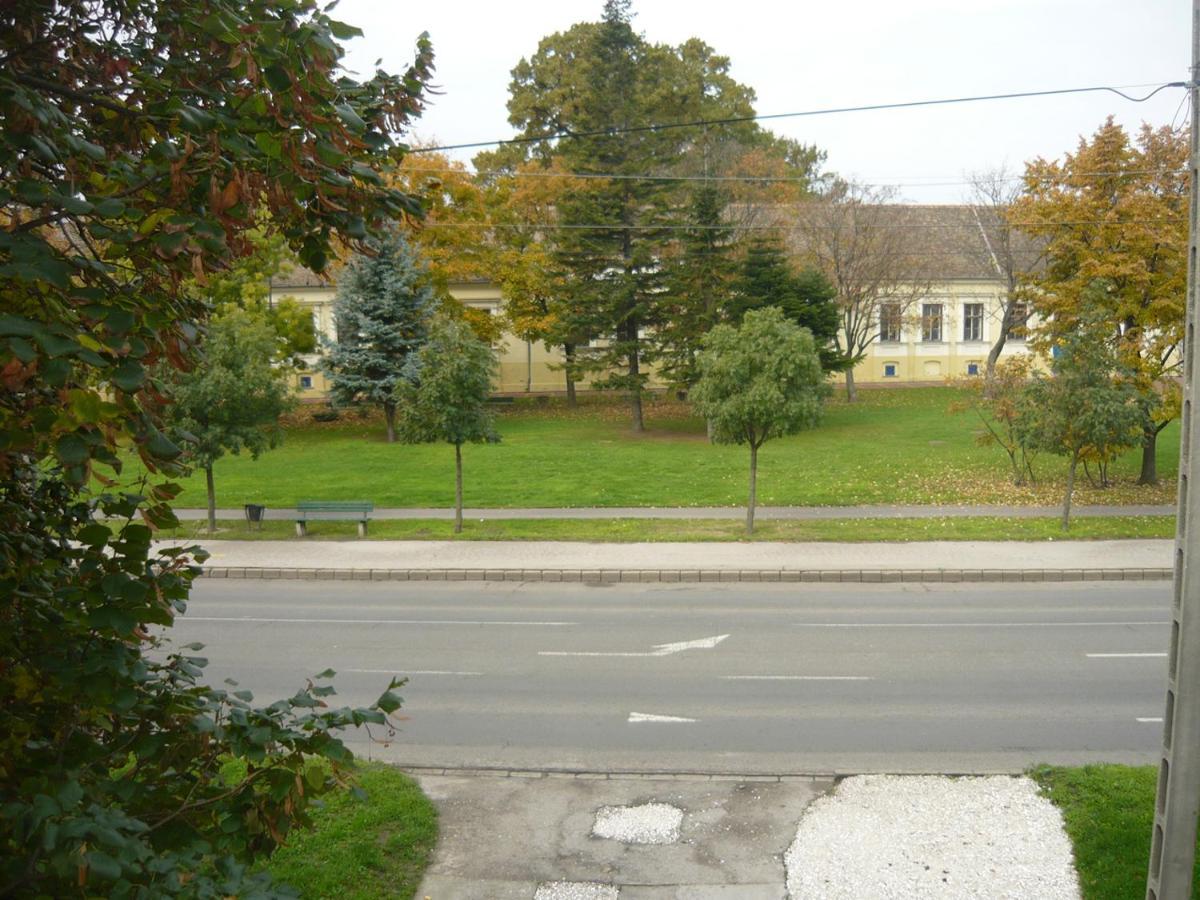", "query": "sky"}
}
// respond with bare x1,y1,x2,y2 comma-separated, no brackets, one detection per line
333,0,1190,203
